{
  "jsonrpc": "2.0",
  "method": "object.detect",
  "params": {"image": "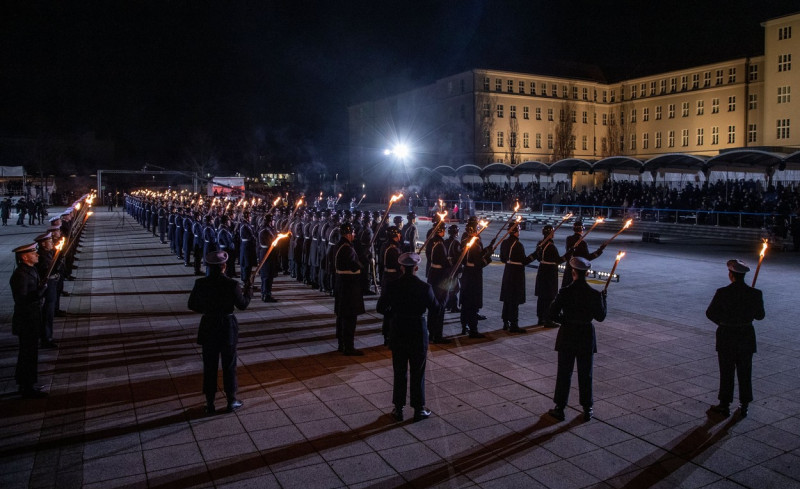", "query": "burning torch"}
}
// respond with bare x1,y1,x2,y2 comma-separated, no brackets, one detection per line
369,193,403,249
489,201,521,246
417,210,448,254
603,251,626,292
540,212,574,248
601,219,633,247
571,217,605,250
751,239,768,287
250,232,290,286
